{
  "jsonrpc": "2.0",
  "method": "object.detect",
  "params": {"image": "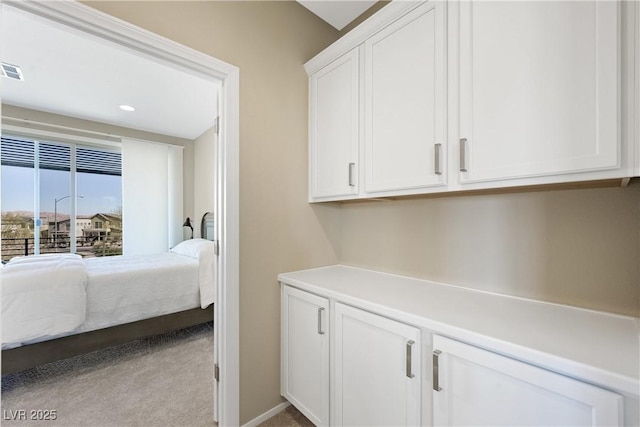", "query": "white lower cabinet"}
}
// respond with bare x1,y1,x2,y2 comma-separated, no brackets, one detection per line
281,286,330,426
333,302,421,426
281,284,628,427
431,335,623,427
